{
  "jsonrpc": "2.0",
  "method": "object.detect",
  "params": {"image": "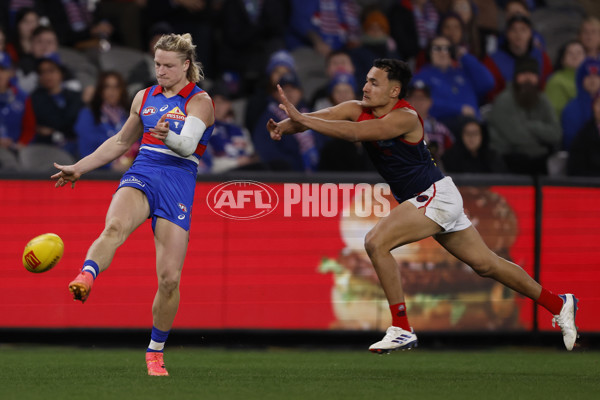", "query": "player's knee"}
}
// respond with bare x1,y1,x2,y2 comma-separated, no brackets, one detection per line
469,256,496,278
364,229,384,257
158,271,181,294
101,218,127,246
